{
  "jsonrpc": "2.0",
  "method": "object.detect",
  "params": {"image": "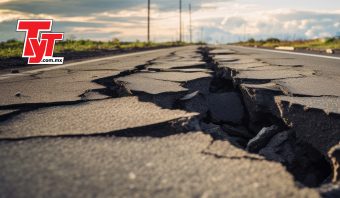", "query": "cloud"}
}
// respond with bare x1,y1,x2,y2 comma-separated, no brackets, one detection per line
229,9,340,40
0,0,231,16
1,0,340,42
198,2,340,41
